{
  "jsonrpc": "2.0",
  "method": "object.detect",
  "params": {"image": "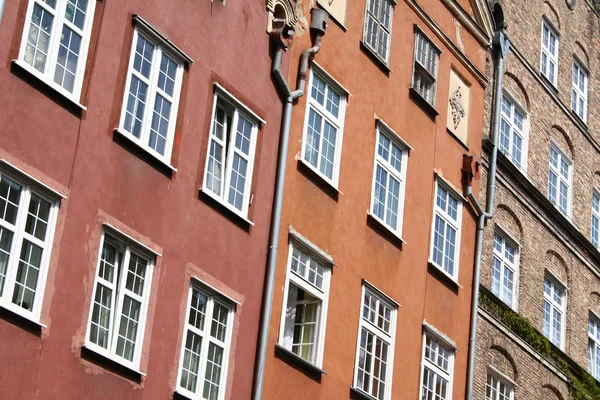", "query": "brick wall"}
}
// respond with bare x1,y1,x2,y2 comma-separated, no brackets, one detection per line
475,0,600,397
